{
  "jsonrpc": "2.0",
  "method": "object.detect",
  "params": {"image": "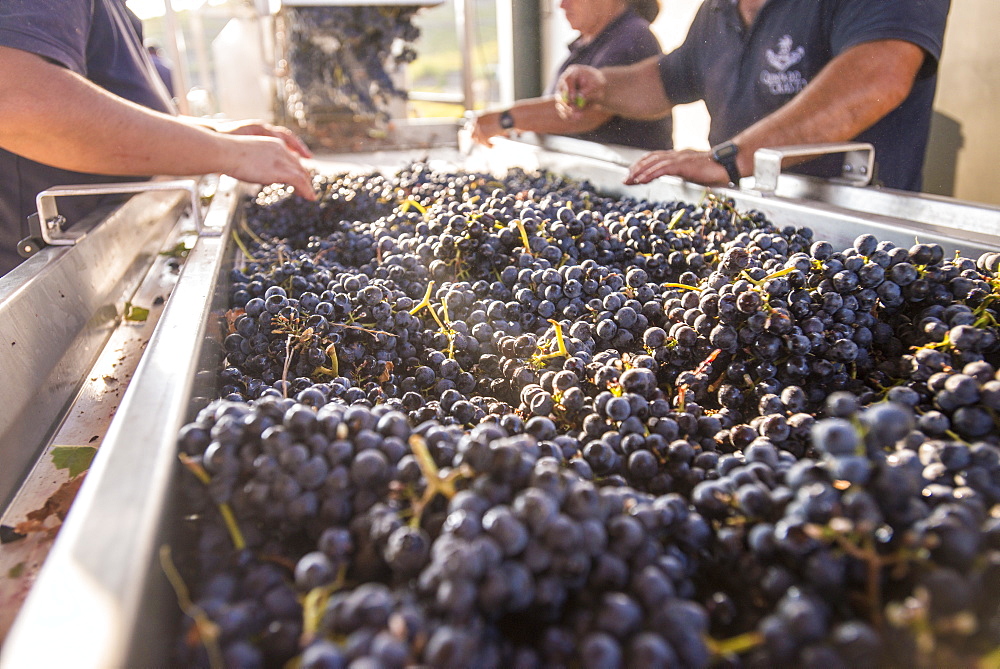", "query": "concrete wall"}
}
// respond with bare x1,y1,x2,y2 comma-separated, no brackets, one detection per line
651,0,710,150
923,0,1000,204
